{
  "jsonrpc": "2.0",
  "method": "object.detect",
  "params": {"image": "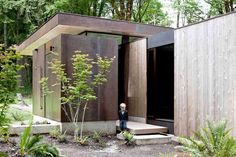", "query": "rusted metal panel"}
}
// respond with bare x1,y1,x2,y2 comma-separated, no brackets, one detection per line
60,34,118,122
32,45,45,117
44,36,62,122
